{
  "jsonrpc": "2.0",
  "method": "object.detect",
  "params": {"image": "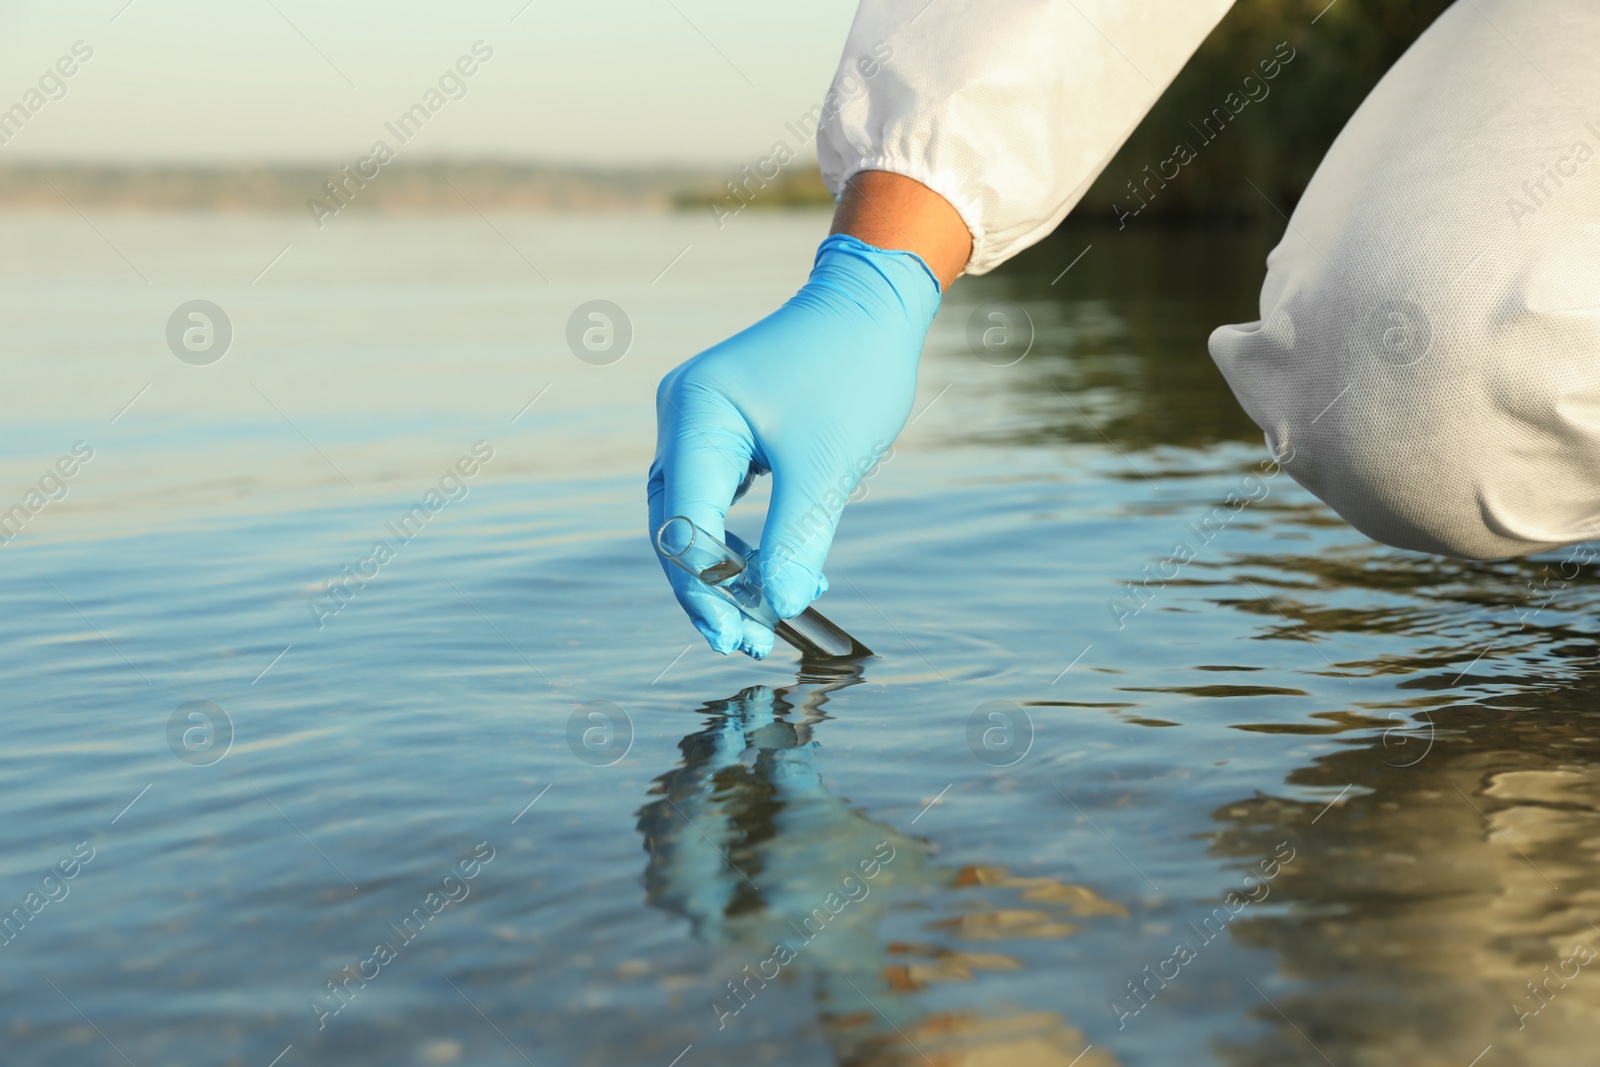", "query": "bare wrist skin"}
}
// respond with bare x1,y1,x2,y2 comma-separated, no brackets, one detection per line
829,170,972,292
